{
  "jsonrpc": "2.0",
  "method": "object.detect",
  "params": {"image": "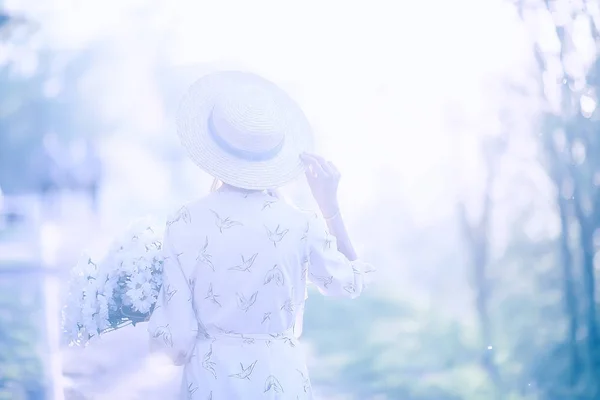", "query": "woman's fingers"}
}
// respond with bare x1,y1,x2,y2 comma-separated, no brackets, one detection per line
301,153,327,178
314,155,335,176
303,153,333,177
328,161,340,178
